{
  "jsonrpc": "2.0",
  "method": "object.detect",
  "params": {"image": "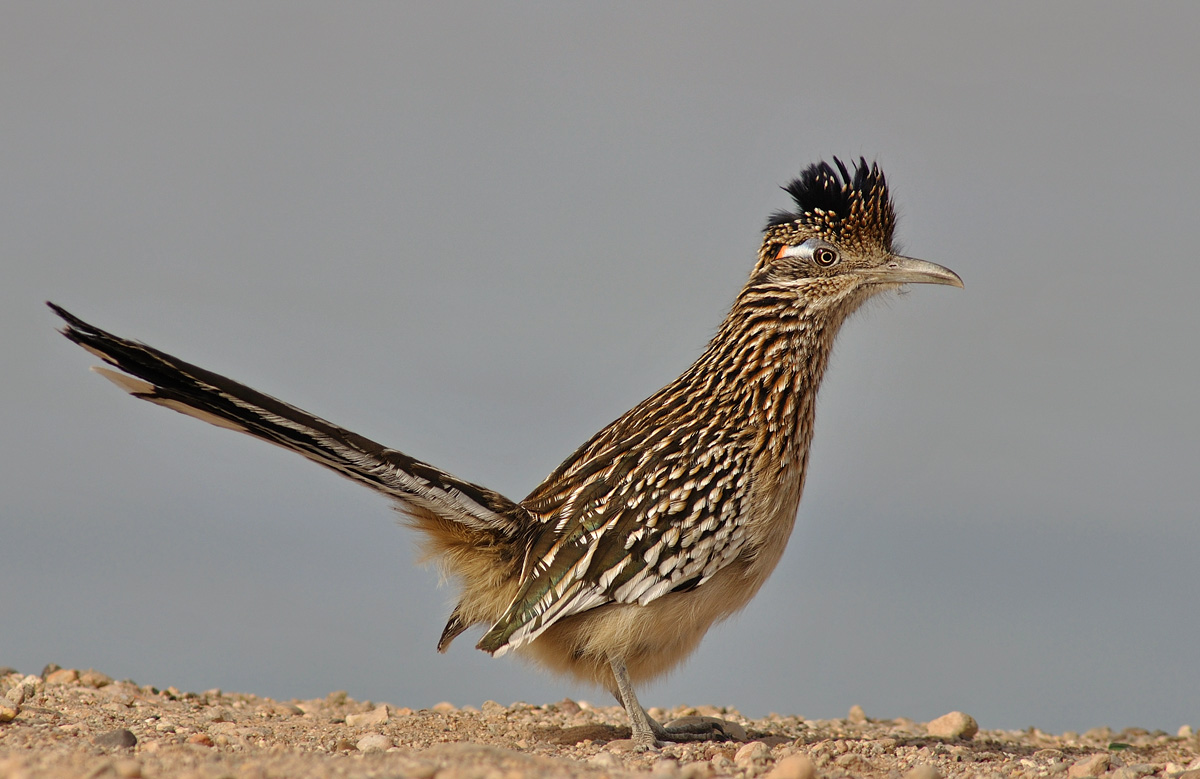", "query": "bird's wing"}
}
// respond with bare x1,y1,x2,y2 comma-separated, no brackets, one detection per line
49,303,532,539
476,419,754,655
